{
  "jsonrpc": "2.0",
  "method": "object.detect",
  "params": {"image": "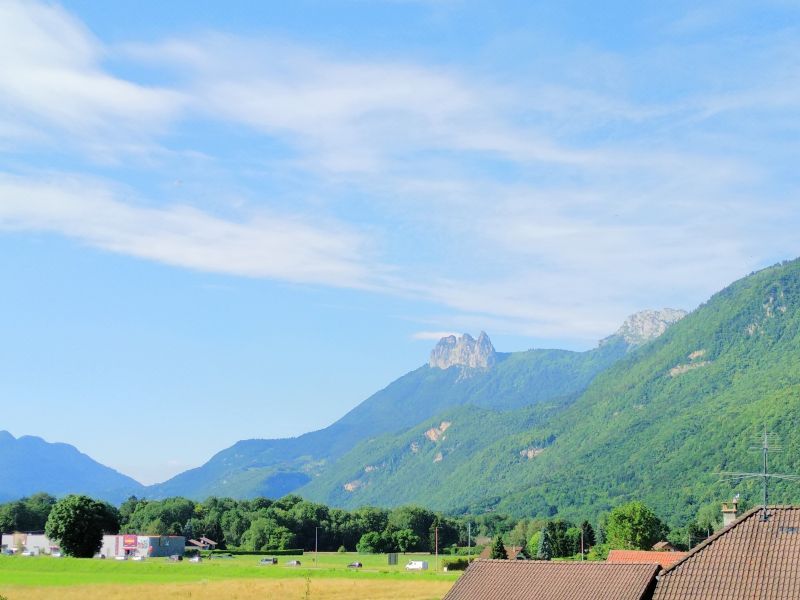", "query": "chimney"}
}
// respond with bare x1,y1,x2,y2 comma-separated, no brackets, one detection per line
722,496,739,527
